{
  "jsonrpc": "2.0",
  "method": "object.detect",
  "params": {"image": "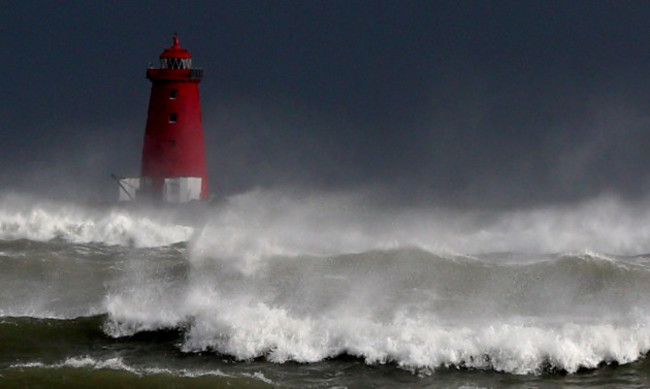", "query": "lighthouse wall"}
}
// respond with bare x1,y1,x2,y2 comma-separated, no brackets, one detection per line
140,75,209,199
